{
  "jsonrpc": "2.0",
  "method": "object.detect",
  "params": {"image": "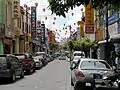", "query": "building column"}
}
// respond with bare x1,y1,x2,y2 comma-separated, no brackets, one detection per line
0,39,4,54
15,36,19,54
